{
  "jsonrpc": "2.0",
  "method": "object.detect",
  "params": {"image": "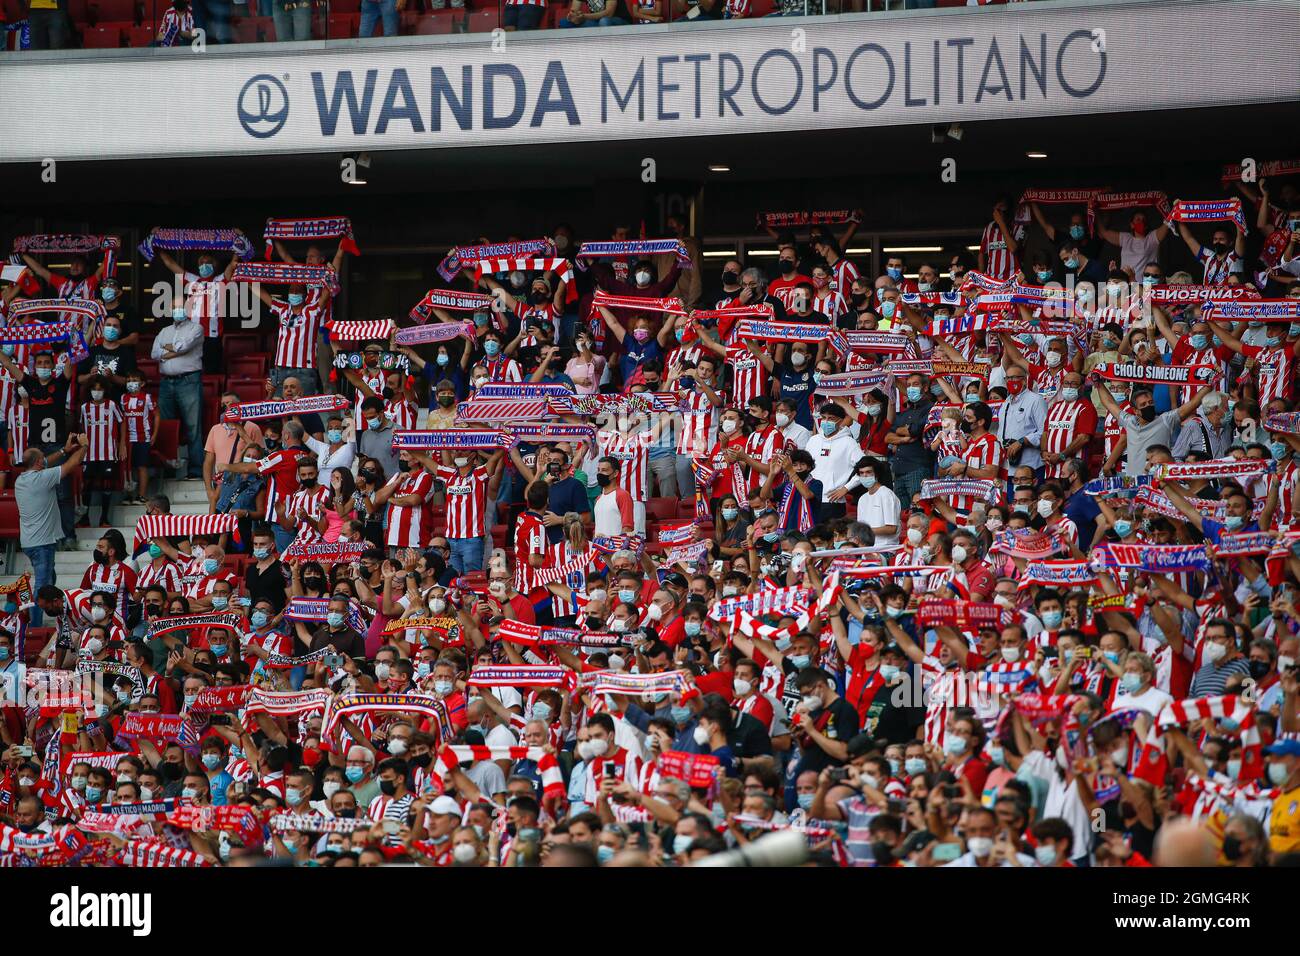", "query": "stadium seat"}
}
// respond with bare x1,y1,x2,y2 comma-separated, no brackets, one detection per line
749,0,774,14
224,334,261,361
327,13,357,37
149,419,180,471
136,358,160,385
23,628,52,664
0,495,17,540
225,378,267,405
232,17,262,43
68,0,91,23
465,8,498,31
332,0,360,12
646,497,678,522
413,10,458,33
81,25,123,47
128,23,154,45
92,0,139,24
227,355,269,380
